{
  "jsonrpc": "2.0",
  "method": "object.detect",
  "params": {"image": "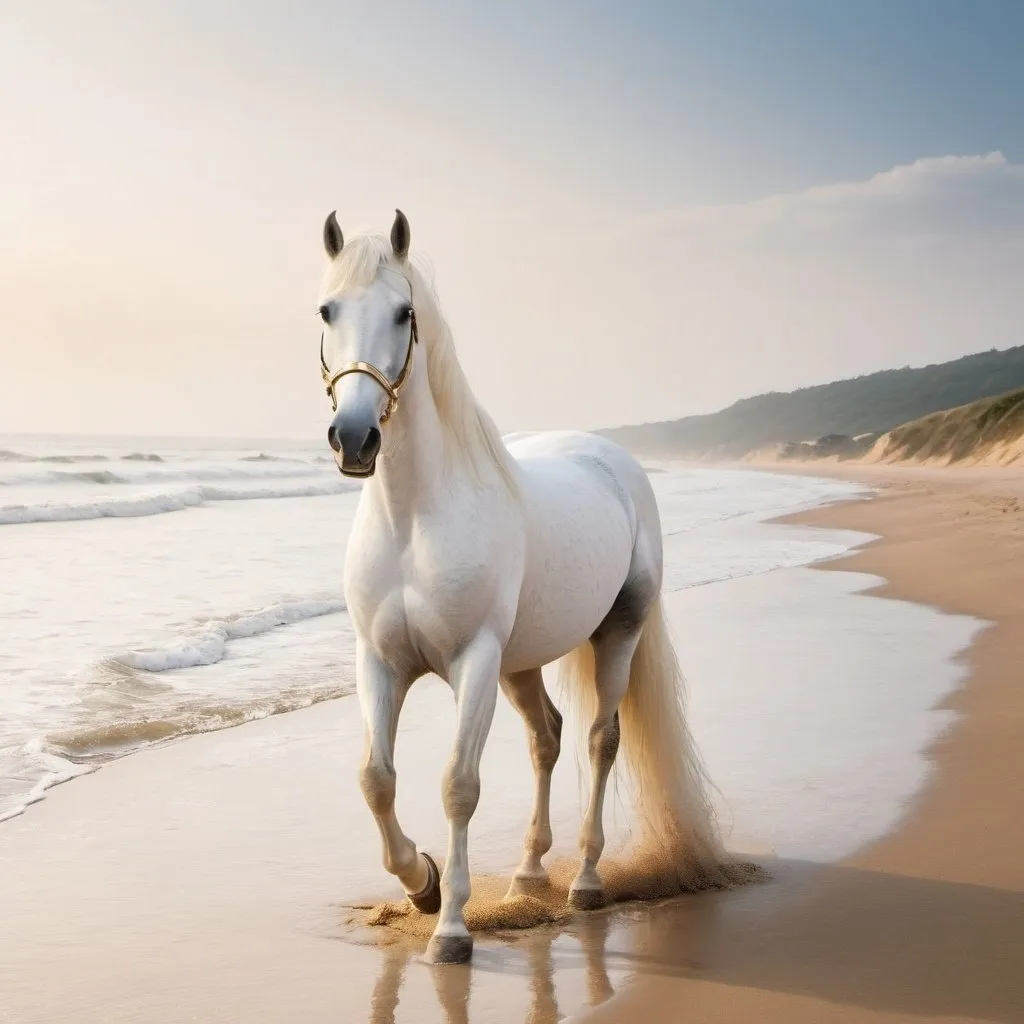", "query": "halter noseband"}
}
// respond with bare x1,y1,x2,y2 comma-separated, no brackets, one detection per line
319,280,419,424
